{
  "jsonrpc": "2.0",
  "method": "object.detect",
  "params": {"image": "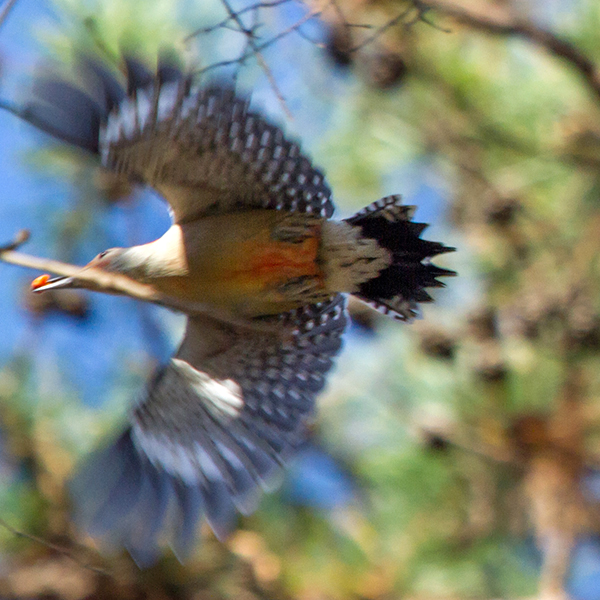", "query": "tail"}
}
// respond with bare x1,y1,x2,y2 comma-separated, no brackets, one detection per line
345,195,455,321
